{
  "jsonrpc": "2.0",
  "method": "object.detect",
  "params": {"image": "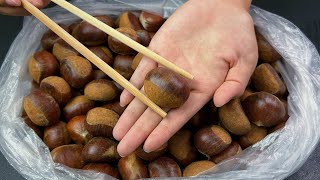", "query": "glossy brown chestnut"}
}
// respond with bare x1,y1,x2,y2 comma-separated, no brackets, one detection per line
82,137,120,162
256,30,282,63
218,99,251,135
135,142,167,161
72,15,114,46
23,89,60,126
51,144,85,169
251,63,286,96
242,92,286,127
52,40,79,62
118,153,148,180
210,142,242,164
40,76,72,106
23,116,43,137
131,53,143,70
85,107,119,137
239,124,267,149
113,55,135,79
136,30,152,46
84,79,118,101
63,95,95,121
101,101,126,115
83,163,120,178
60,56,93,89
117,11,143,30
144,67,190,108
28,51,59,84
108,27,141,55
44,121,71,150
148,156,182,177
139,11,165,32
183,160,216,177
67,116,93,144
194,125,232,157
92,70,109,80
168,129,199,166
88,46,114,68
41,24,70,50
